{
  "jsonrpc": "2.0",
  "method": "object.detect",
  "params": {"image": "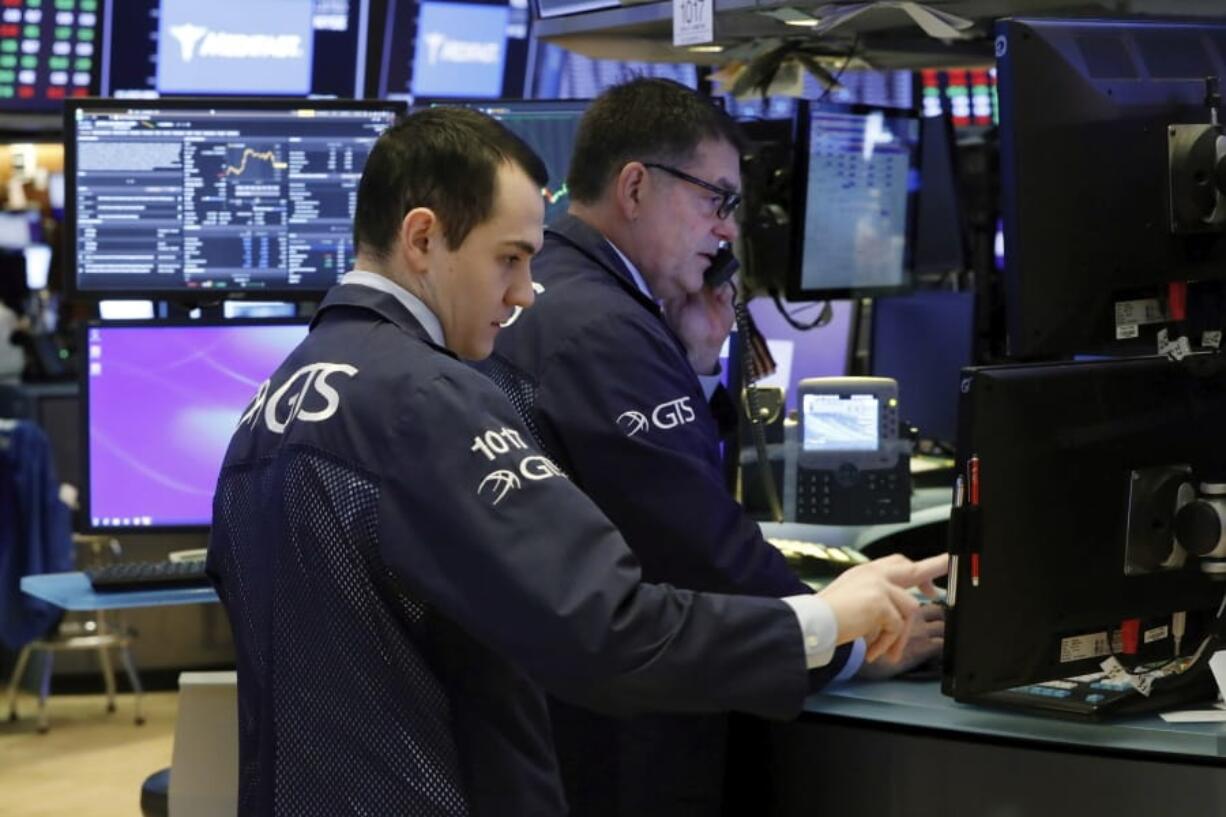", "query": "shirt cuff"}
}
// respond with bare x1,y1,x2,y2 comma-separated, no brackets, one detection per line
698,370,721,401
833,638,866,683
781,594,839,669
